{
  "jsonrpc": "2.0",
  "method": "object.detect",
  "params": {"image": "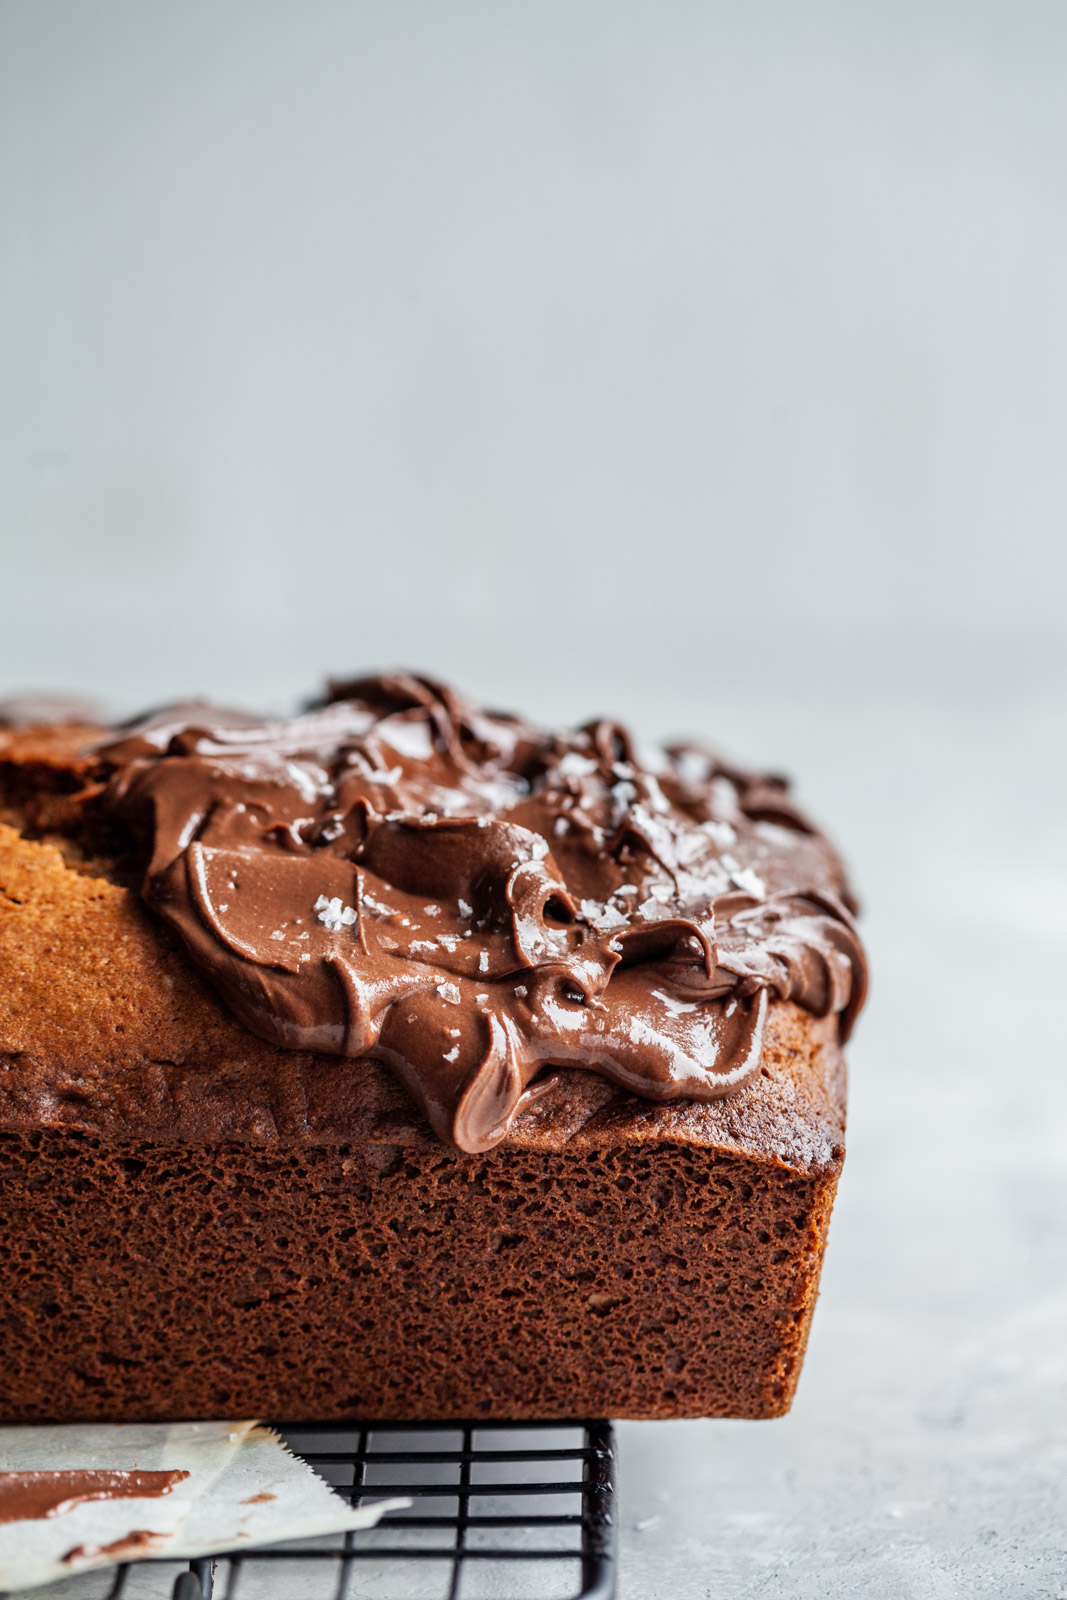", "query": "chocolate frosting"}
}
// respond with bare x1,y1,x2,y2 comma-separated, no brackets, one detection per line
0,1469,188,1525
63,1530,168,1562
92,674,866,1154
